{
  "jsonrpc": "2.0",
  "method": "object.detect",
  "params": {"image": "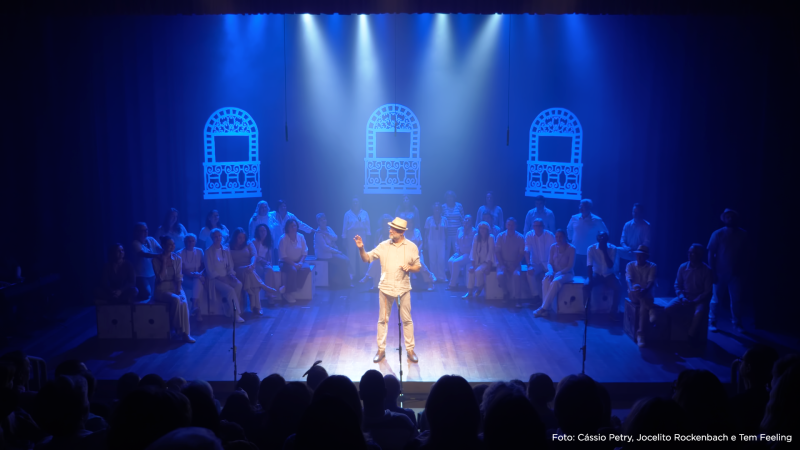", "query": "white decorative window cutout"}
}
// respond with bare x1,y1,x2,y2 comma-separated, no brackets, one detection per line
364,103,421,194
203,107,262,199
525,108,583,201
